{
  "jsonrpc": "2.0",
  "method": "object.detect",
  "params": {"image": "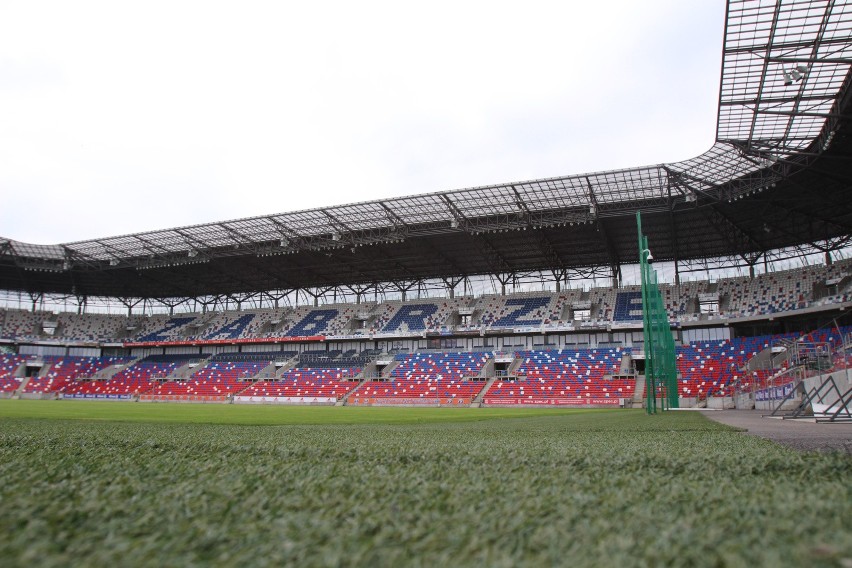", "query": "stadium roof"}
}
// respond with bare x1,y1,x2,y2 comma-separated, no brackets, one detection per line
2,0,852,300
